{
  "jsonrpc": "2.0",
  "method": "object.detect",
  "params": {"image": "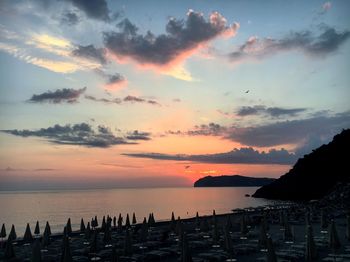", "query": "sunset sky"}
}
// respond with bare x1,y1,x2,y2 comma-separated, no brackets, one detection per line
0,0,349,190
